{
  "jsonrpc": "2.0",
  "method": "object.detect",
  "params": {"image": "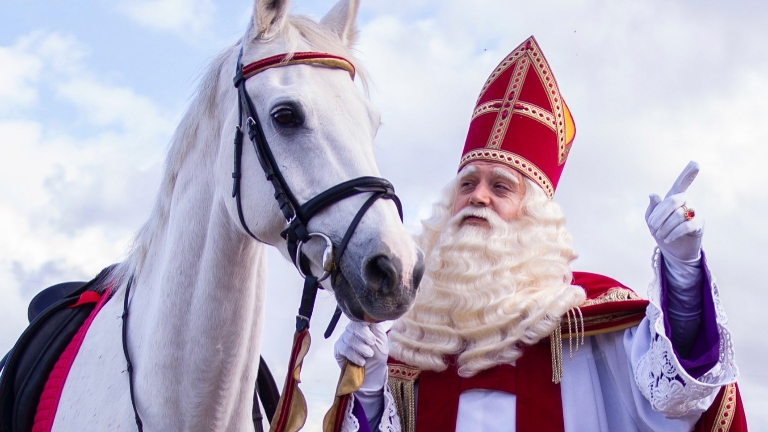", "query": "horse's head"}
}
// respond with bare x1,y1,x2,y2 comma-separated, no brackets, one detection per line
219,0,423,322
